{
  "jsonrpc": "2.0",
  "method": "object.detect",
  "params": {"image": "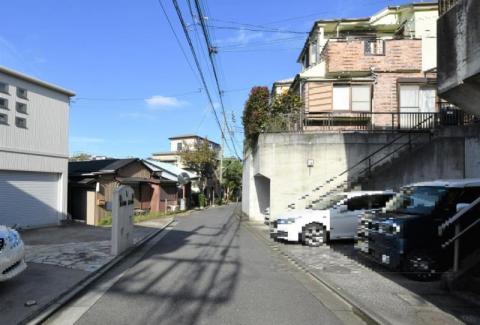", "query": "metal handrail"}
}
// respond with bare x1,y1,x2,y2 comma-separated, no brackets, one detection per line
442,218,480,249
288,115,434,208
438,196,480,235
